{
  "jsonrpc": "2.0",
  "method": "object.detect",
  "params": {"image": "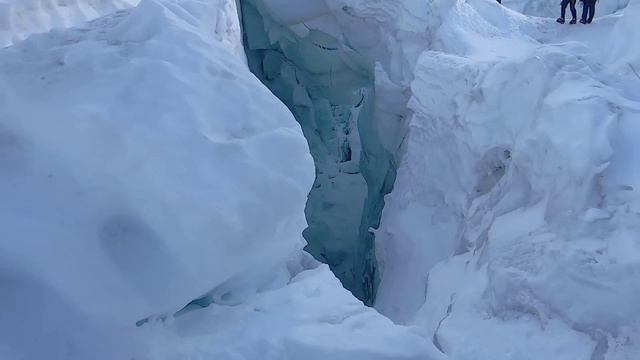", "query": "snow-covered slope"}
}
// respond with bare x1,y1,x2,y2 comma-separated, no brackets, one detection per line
376,1,640,359
0,0,140,47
